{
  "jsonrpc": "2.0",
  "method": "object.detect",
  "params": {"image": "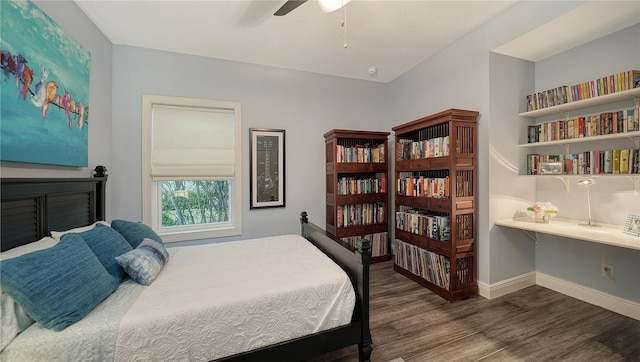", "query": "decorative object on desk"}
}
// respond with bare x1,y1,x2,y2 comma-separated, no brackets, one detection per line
577,178,599,227
623,214,640,236
539,162,563,175
526,202,558,223
250,128,285,209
